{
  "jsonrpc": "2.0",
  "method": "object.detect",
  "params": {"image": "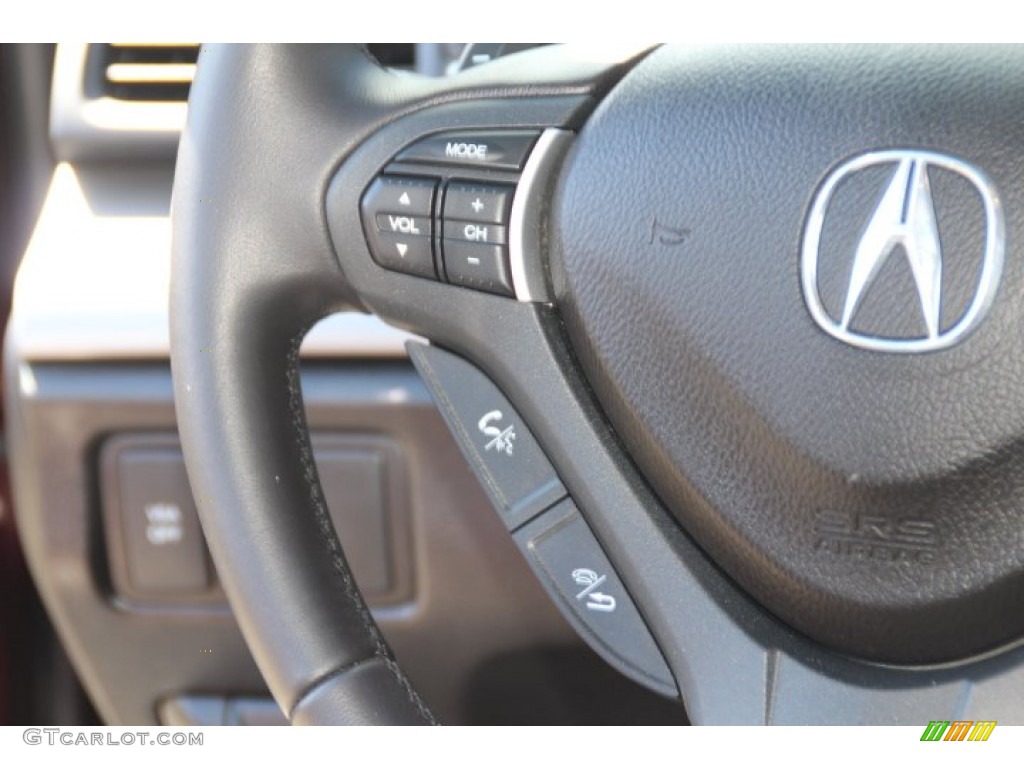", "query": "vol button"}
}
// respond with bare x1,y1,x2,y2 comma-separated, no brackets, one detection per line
376,213,430,237
362,176,436,217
